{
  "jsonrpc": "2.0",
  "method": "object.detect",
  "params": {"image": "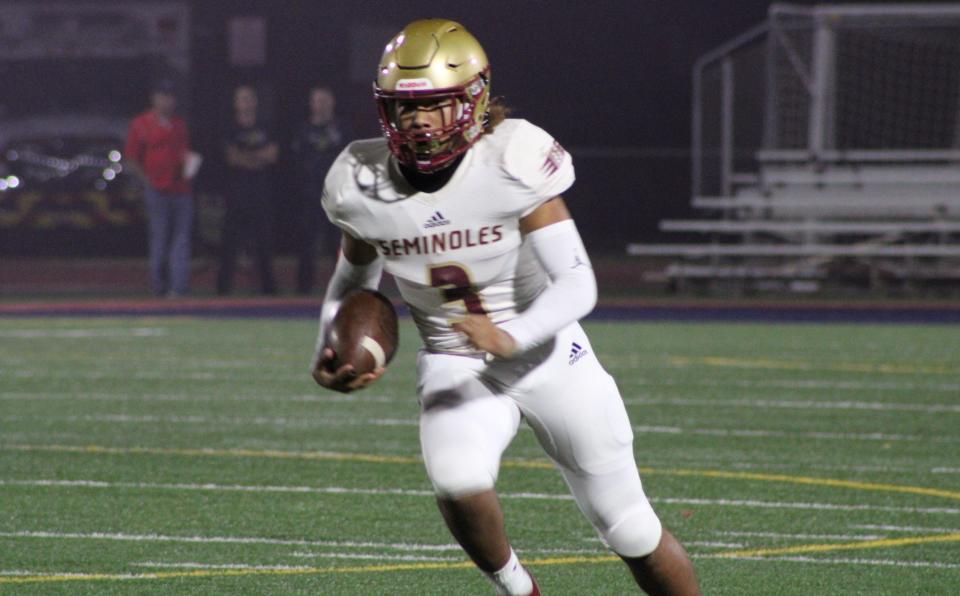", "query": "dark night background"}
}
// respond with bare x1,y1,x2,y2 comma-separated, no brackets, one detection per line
188,0,780,253
2,0,876,257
